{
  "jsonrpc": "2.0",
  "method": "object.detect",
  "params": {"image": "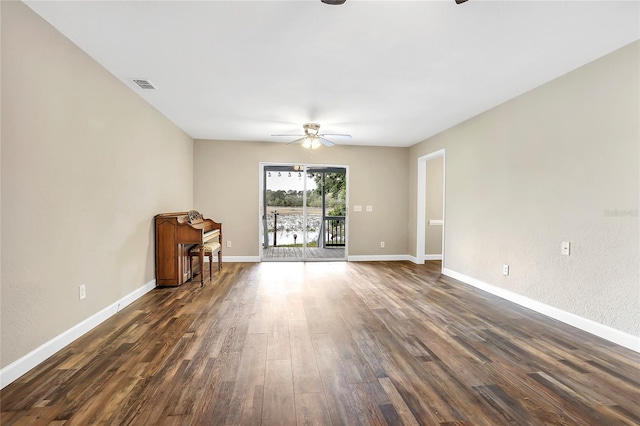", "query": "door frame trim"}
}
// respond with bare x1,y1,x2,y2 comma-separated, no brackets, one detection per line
416,149,446,270
258,162,349,262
